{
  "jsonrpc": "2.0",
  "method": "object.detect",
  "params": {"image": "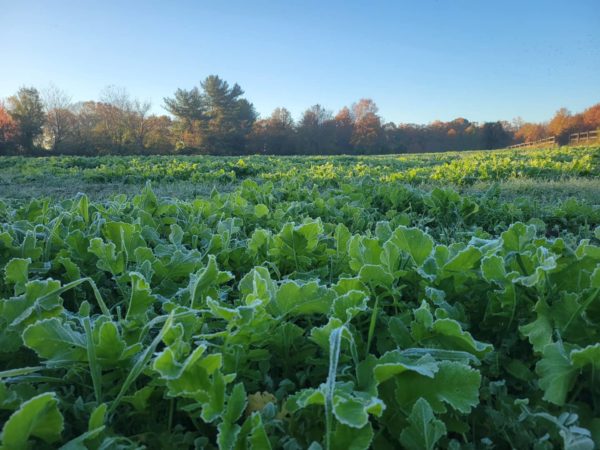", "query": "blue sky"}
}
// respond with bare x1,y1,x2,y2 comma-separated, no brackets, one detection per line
1,0,599,124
